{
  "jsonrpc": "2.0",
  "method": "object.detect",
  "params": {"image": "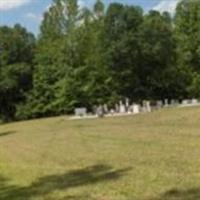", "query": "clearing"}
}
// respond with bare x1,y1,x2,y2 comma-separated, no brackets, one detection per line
0,106,200,200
